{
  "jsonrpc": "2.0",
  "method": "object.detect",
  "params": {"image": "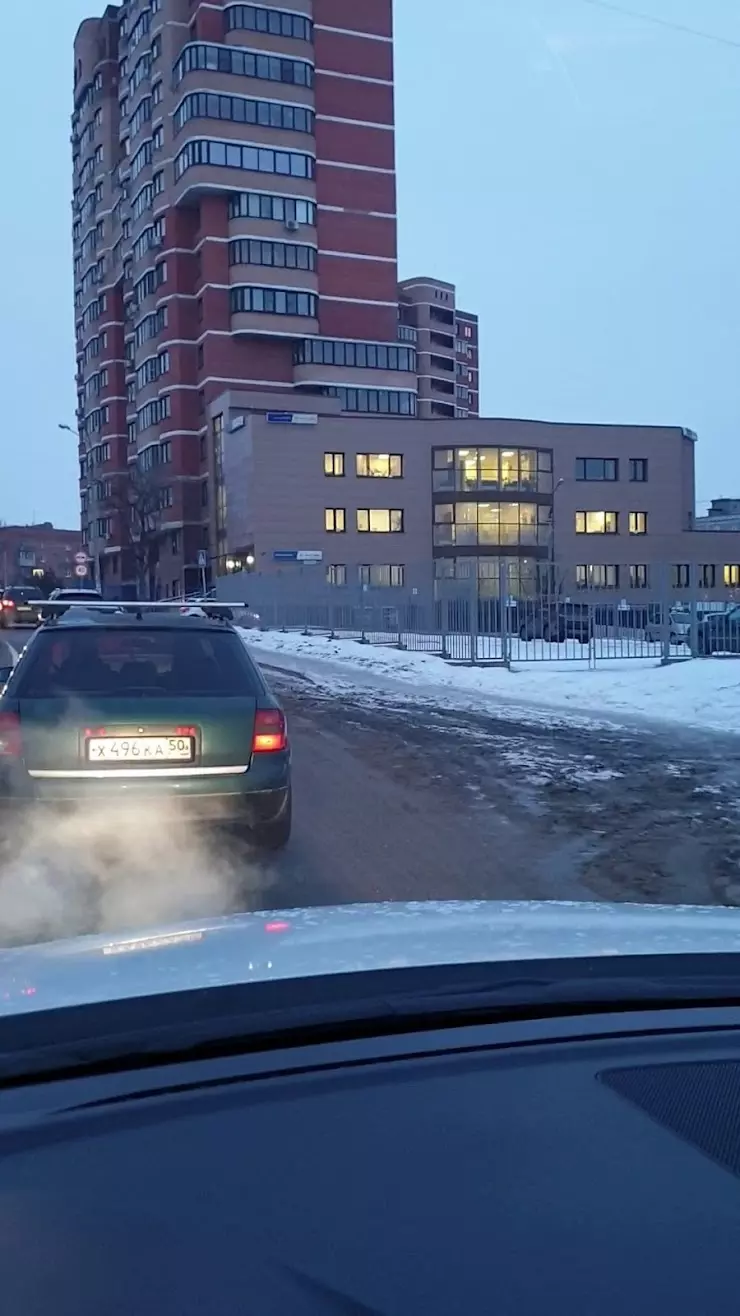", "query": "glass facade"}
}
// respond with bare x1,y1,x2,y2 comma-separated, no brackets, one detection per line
434,557,542,598
433,502,551,548
432,446,552,494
